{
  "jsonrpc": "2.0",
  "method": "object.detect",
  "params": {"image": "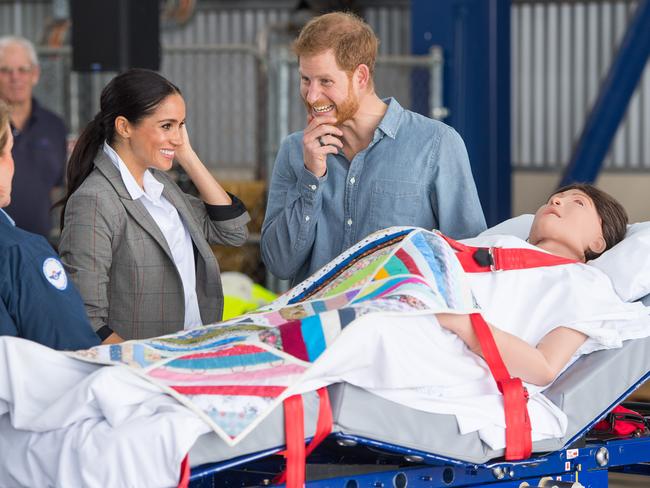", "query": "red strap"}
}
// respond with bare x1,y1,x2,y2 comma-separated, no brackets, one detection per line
275,388,333,486
501,377,532,459
469,313,510,384
177,453,190,488
440,234,576,272
306,388,334,457
471,313,532,460
283,395,306,488
439,232,572,460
